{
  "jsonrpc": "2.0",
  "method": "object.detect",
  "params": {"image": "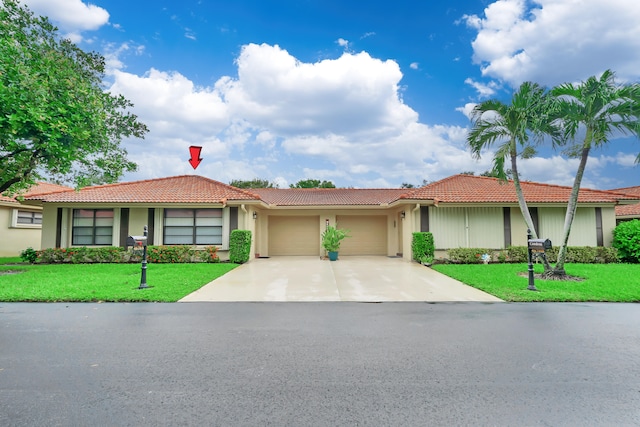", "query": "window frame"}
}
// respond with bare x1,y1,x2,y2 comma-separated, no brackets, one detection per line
11,209,43,229
163,208,223,246
71,209,114,246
